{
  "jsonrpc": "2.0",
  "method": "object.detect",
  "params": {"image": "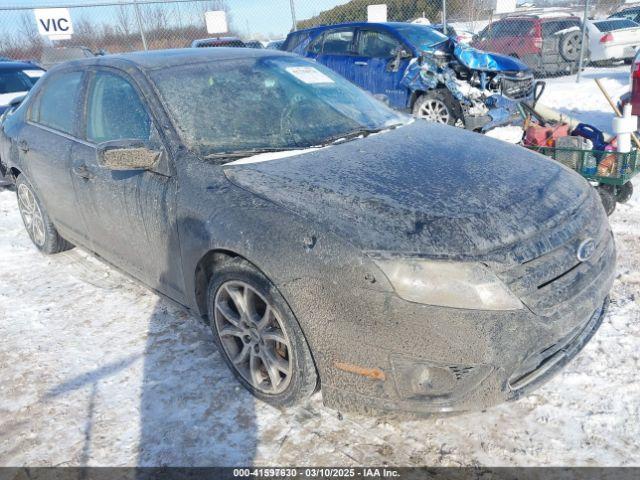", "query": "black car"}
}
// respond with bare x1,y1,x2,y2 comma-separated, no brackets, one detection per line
0,48,615,415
